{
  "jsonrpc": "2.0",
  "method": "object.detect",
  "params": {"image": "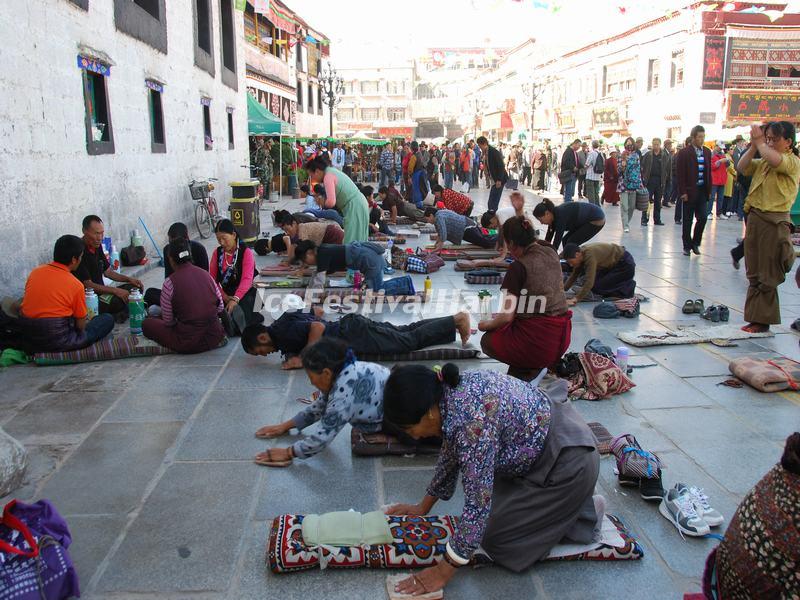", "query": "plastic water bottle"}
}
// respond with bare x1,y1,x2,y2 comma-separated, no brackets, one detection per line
85,289,99,320
128,289,146,335
424,275,432,297
384,239,394,273
352,271,363,290
110,245,121,274
615,346,630,373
